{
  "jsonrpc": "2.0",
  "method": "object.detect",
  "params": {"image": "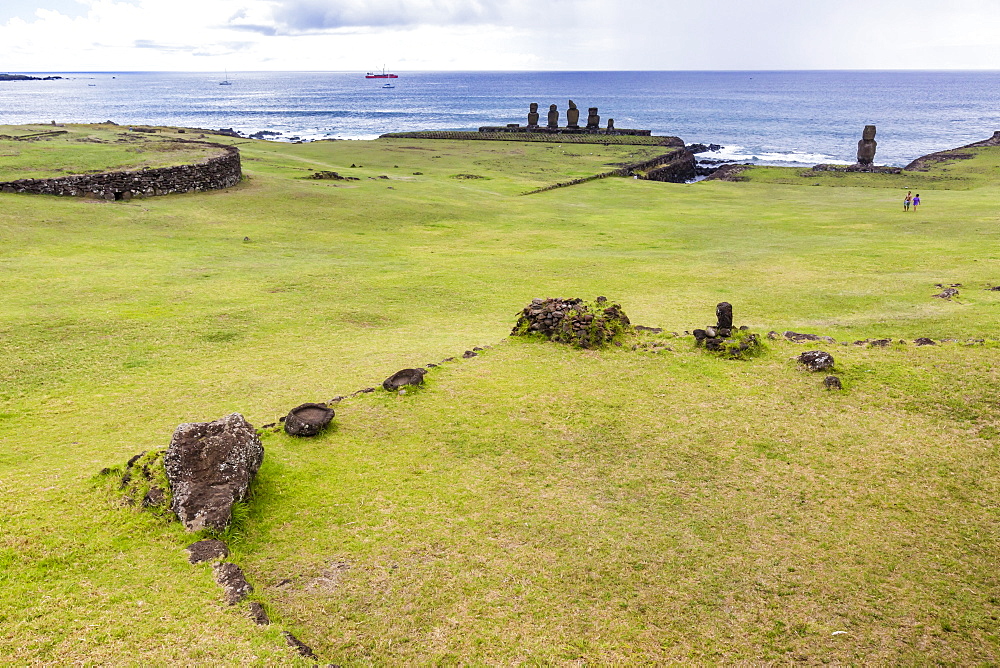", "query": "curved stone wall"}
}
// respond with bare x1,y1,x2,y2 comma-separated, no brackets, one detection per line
0,141,241,200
